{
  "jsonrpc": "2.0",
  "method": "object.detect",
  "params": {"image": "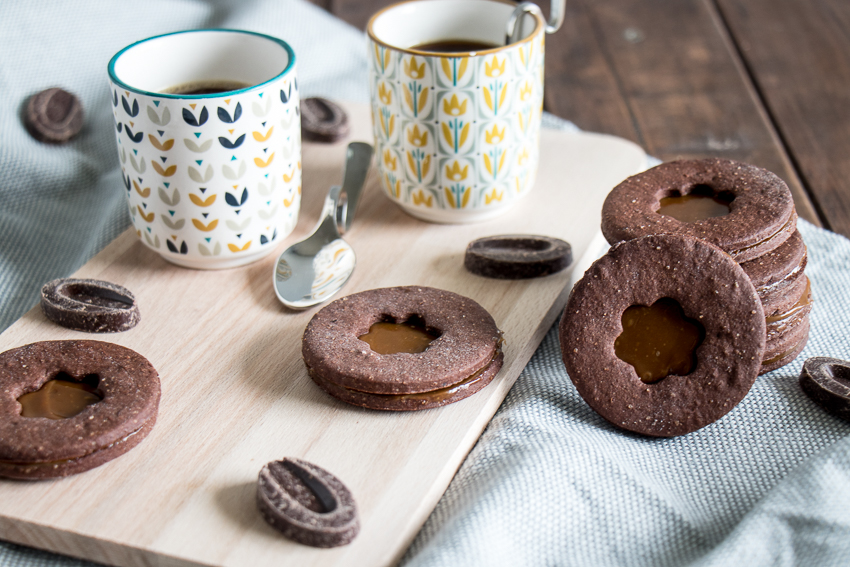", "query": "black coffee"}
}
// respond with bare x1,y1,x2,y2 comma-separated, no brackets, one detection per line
412,39,500,53
161,79,253,95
